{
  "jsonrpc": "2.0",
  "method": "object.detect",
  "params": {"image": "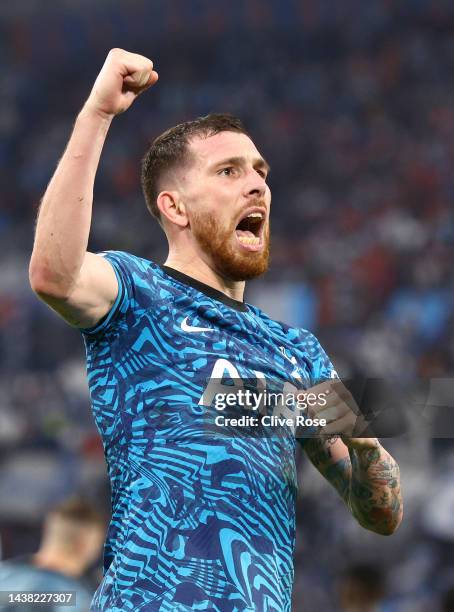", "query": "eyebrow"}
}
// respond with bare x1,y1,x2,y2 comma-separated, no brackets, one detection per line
211,156,271,174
